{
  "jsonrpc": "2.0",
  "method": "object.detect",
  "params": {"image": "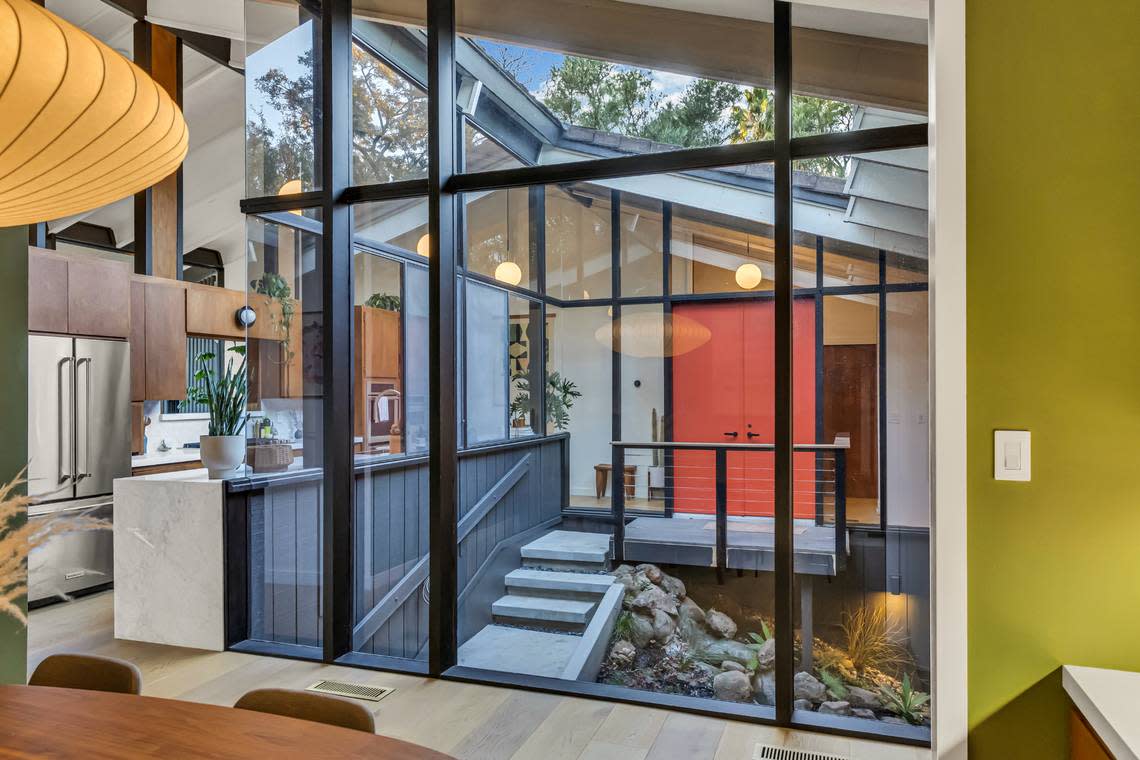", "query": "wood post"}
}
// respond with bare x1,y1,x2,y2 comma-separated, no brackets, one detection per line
133,22,183,279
